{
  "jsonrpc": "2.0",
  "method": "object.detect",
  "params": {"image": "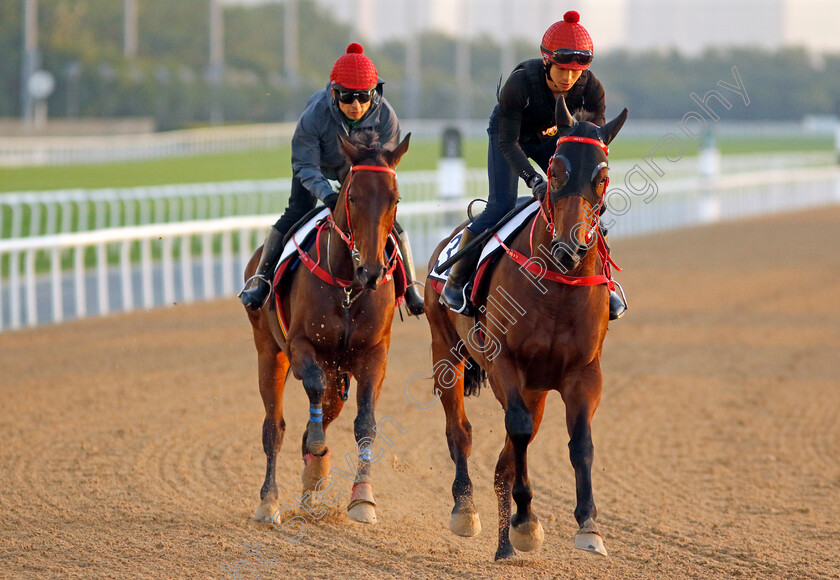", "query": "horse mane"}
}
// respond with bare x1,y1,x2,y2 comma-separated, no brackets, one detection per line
350,145,388,166
572,109,595,123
